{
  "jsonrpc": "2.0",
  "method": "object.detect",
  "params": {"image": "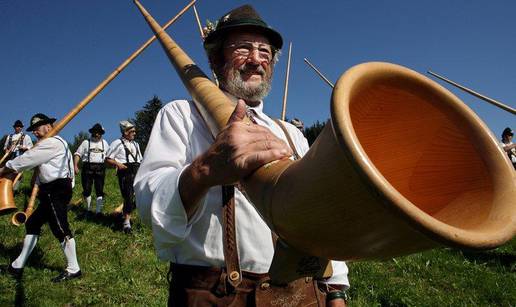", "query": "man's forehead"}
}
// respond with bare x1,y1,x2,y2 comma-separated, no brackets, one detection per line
225,31,270,45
